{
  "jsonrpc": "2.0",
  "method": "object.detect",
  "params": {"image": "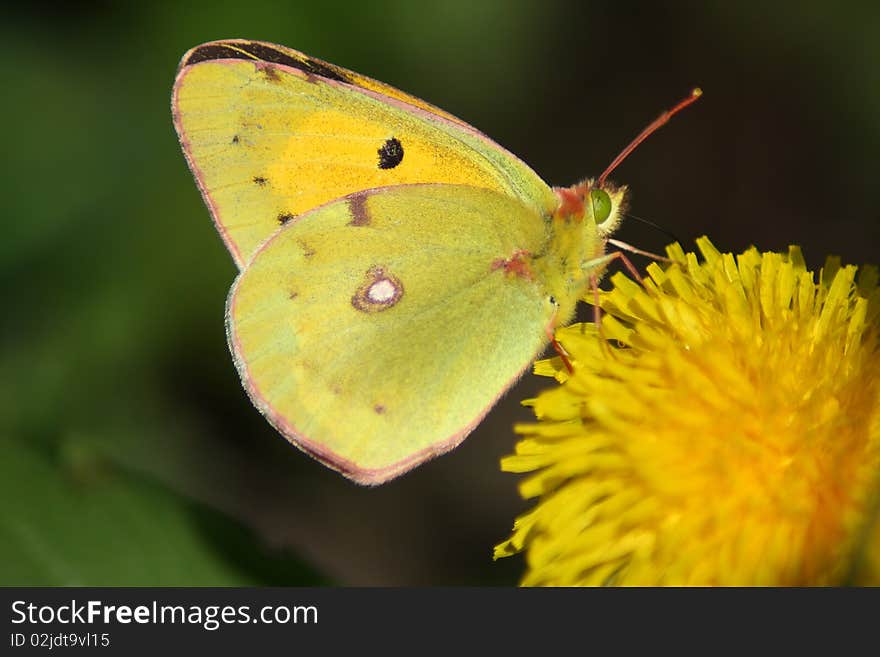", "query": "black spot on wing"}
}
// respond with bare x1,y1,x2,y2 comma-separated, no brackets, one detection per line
253,176,268,186
277,212,295,225
231,135,241,144
377,137,404,169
